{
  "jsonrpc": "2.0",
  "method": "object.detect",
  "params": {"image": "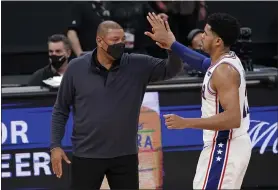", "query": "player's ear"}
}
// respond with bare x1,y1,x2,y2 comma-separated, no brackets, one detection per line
215,37,222,46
